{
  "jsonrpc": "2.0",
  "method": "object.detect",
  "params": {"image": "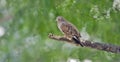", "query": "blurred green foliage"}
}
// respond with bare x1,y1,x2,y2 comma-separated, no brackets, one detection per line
0,0,120,62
